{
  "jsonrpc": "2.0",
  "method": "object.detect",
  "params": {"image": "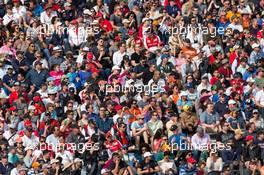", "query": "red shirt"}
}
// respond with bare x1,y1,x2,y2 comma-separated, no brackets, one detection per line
99,19,113,32
210,77,219,85
145,35,160,49
218,67,232,78
257,30,263,39
105,140,122,152
134,37,143,47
